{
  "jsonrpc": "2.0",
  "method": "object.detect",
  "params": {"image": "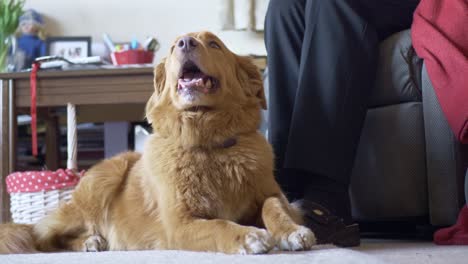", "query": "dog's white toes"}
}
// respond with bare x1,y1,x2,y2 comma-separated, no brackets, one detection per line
279,226,316,251
83,235,107,252
238,229,275,254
